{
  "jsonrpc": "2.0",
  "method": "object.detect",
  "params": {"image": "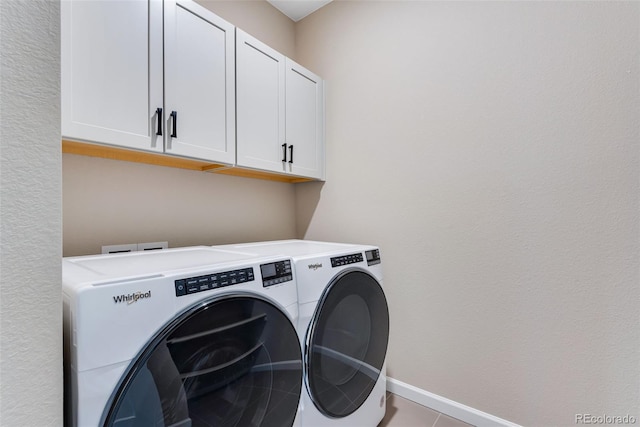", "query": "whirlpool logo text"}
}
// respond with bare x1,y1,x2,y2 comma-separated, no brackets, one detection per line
308,263,323,270
113,291,151,305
